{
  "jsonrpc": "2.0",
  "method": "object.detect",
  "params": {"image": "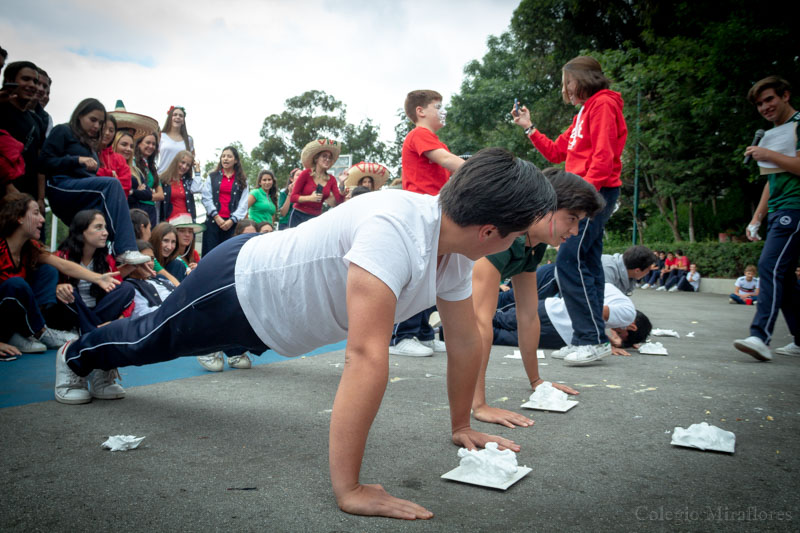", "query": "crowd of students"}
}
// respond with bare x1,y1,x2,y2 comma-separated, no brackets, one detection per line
1,45,797,521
